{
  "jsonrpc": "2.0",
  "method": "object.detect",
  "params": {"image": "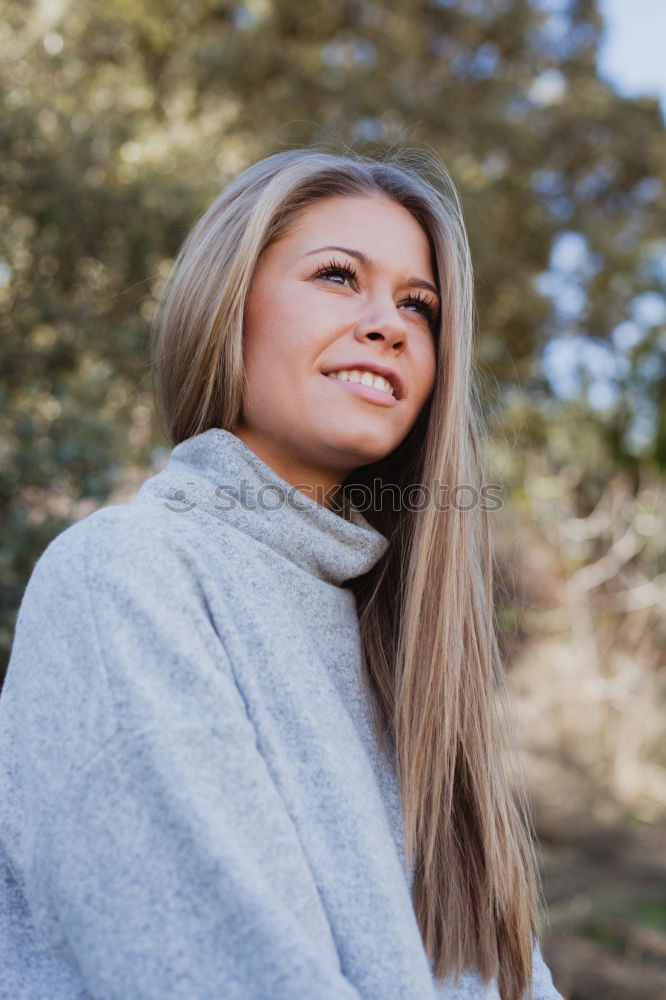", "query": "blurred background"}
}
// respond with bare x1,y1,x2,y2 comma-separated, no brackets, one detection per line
1,0,665,995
